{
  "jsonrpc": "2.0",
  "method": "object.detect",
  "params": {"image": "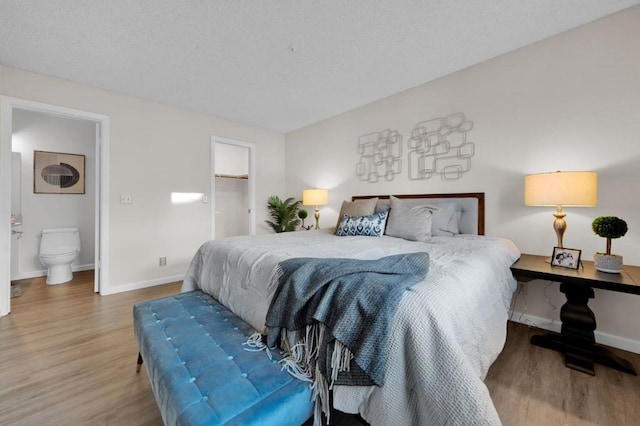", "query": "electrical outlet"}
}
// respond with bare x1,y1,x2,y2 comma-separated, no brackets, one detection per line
120,194,133,204
159,256,167,267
